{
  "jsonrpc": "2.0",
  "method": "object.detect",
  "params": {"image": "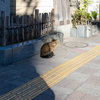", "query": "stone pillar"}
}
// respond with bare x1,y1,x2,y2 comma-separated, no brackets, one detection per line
0,0,10,26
